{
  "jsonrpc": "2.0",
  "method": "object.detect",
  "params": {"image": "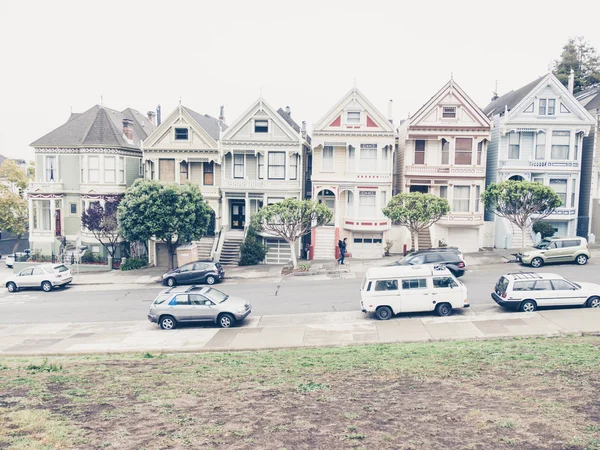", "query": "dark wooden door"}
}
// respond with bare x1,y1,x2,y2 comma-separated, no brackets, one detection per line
55,210,62,236
230,202,245,230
